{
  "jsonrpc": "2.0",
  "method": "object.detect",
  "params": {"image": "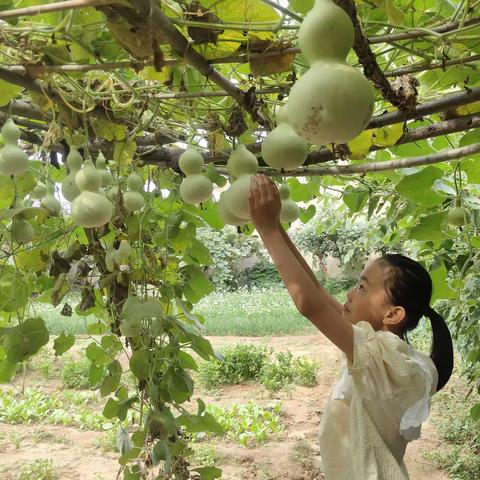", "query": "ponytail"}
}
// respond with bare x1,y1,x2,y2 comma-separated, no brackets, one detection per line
424,306,454,392
378,254,455,393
